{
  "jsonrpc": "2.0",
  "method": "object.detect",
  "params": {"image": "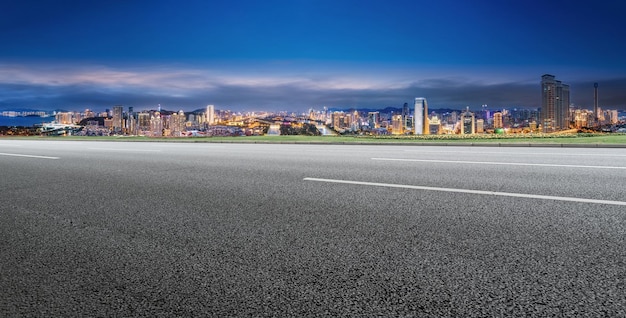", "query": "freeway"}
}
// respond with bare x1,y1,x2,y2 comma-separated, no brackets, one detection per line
1,140,625,317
